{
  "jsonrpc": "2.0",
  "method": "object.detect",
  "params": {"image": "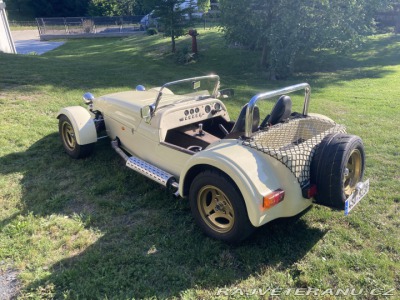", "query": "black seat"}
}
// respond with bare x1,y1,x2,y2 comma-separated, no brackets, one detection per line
225,104,260,139
260,95,292,128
